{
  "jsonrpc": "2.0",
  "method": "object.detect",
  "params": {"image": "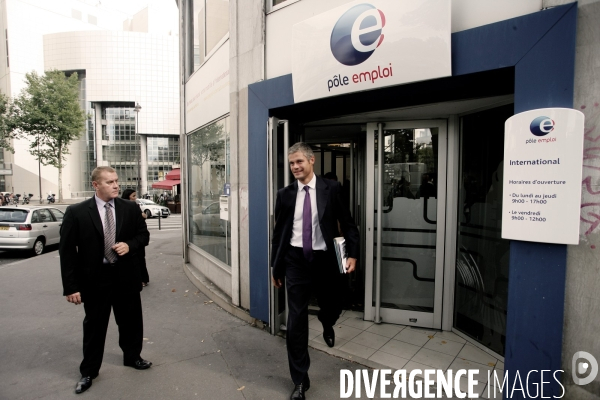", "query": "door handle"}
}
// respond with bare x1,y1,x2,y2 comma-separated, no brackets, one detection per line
43,225,48,227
